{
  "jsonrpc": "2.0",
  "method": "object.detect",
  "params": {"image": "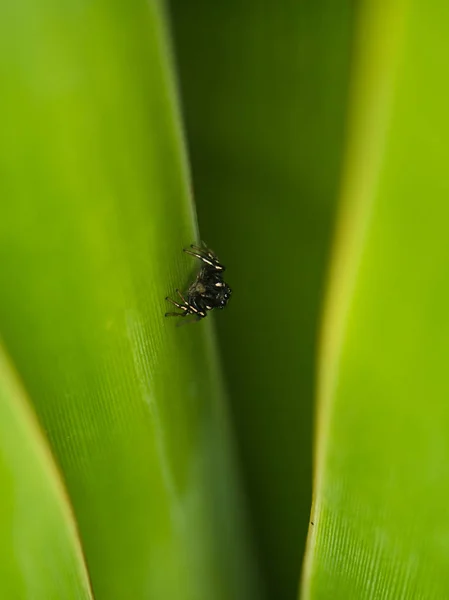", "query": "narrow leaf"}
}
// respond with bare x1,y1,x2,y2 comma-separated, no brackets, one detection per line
0,345,93,600
303,0,449,597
